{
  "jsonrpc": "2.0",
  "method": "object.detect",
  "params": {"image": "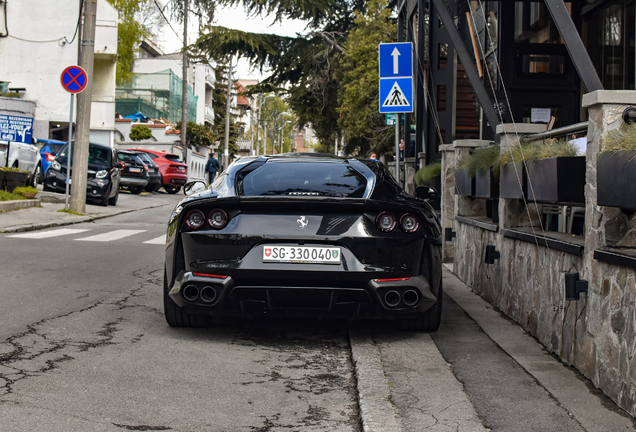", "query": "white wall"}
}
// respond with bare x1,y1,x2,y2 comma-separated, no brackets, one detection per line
0,0,118,144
